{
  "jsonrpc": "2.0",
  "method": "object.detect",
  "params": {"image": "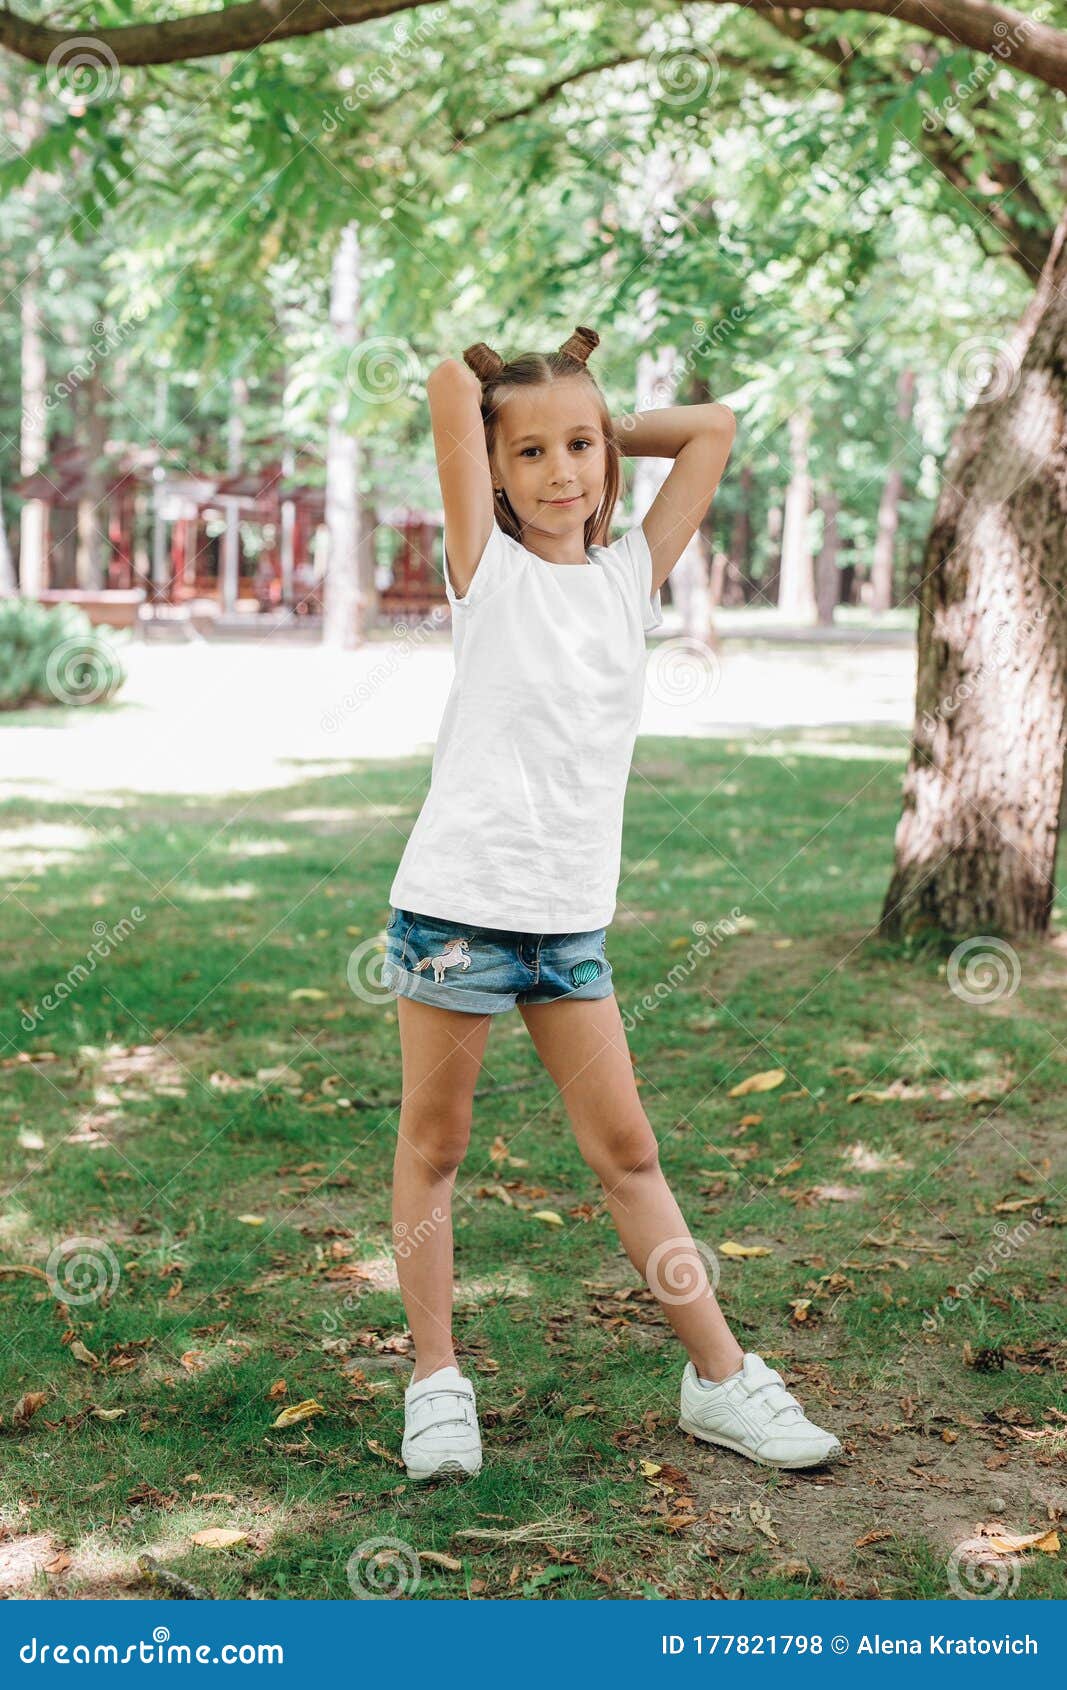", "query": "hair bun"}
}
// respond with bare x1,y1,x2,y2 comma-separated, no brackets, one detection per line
462,342,505,382
558,325,599,365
